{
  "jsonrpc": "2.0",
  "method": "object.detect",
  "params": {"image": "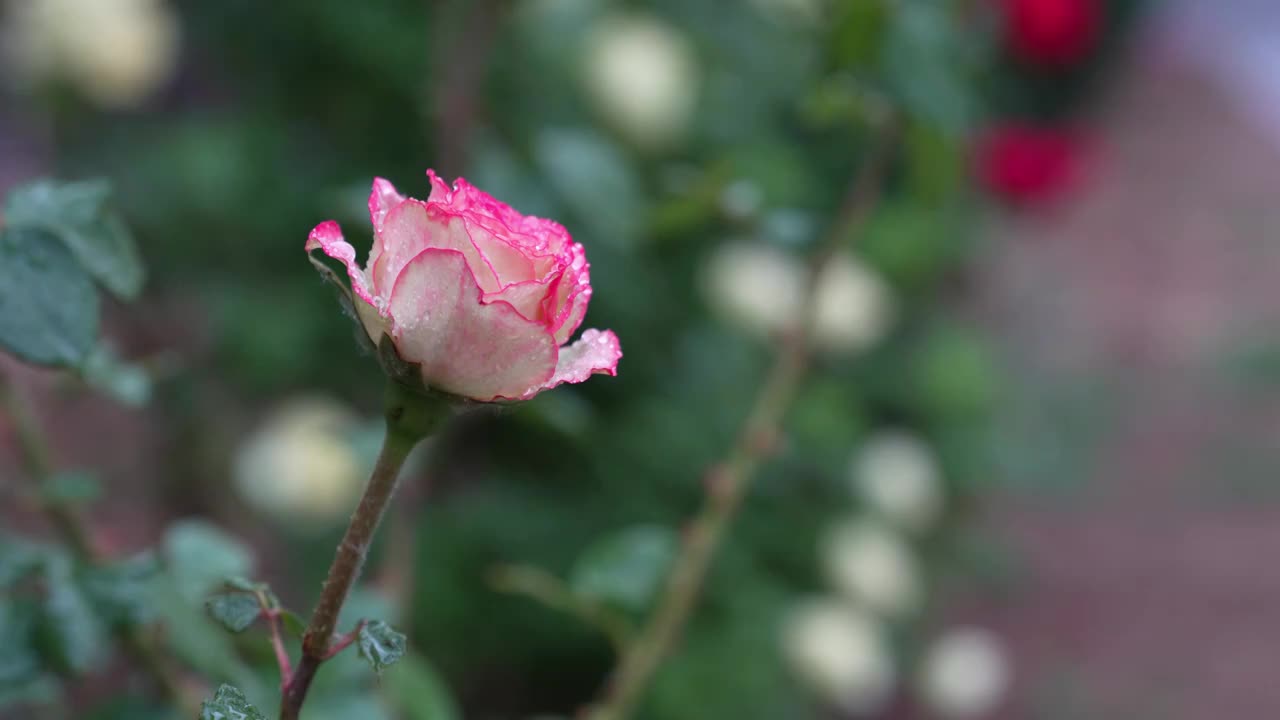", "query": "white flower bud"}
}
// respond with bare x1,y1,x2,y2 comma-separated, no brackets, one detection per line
2,0,180,109
780,597,895,714
583,14,698,150
919,627,1011,718
233,396,366,525
702,242,805,339
809,253,894,355
821,518,922,617
852,430,944,533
